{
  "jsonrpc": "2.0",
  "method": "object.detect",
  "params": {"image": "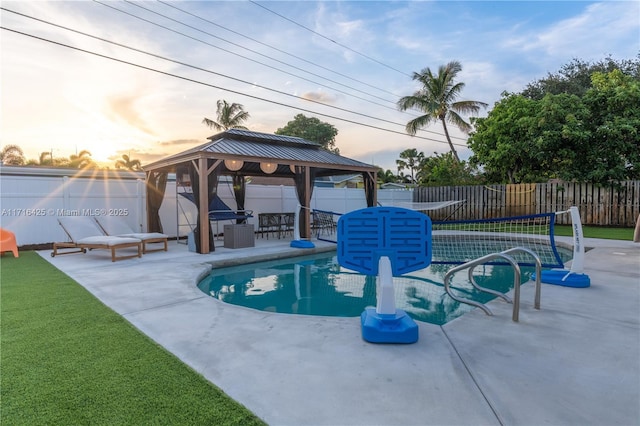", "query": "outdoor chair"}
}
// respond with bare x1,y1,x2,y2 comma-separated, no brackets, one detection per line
95,217,168,254
281,213,296,238
312,211,337,236
0,228,19,258
52,216,142,262
258,213,282,239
